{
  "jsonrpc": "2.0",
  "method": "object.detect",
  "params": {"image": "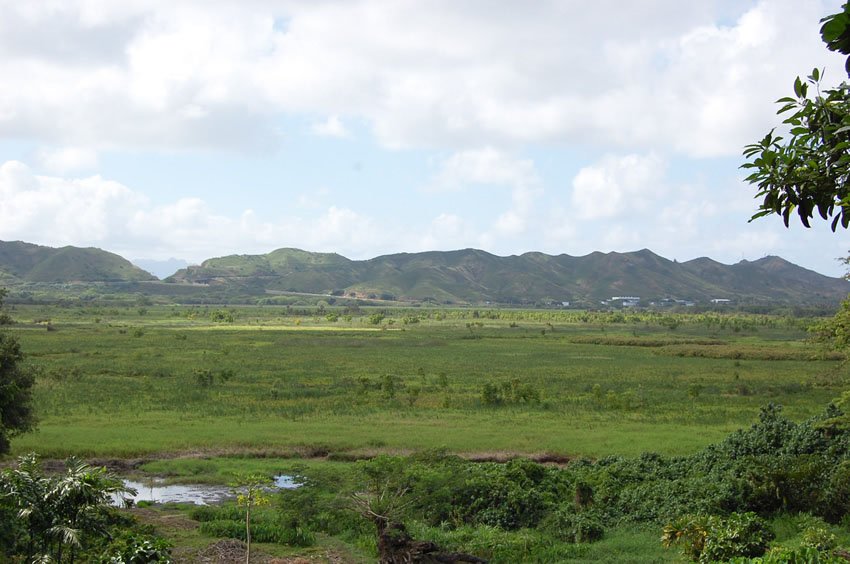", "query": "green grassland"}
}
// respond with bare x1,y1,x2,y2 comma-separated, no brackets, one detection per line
7,305,845,459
